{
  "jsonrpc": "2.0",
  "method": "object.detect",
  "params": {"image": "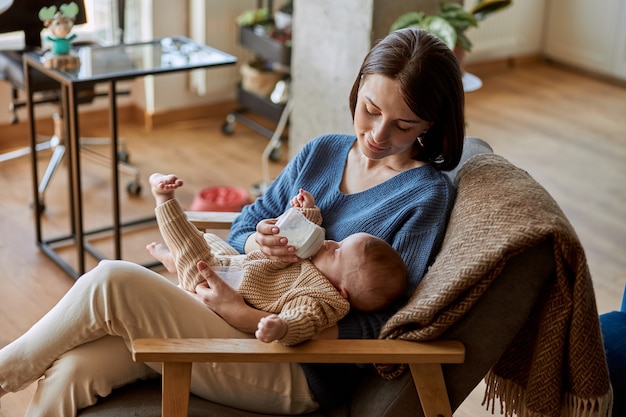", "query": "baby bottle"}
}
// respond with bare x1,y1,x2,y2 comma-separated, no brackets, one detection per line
211,265,244,289
275,208,325,259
